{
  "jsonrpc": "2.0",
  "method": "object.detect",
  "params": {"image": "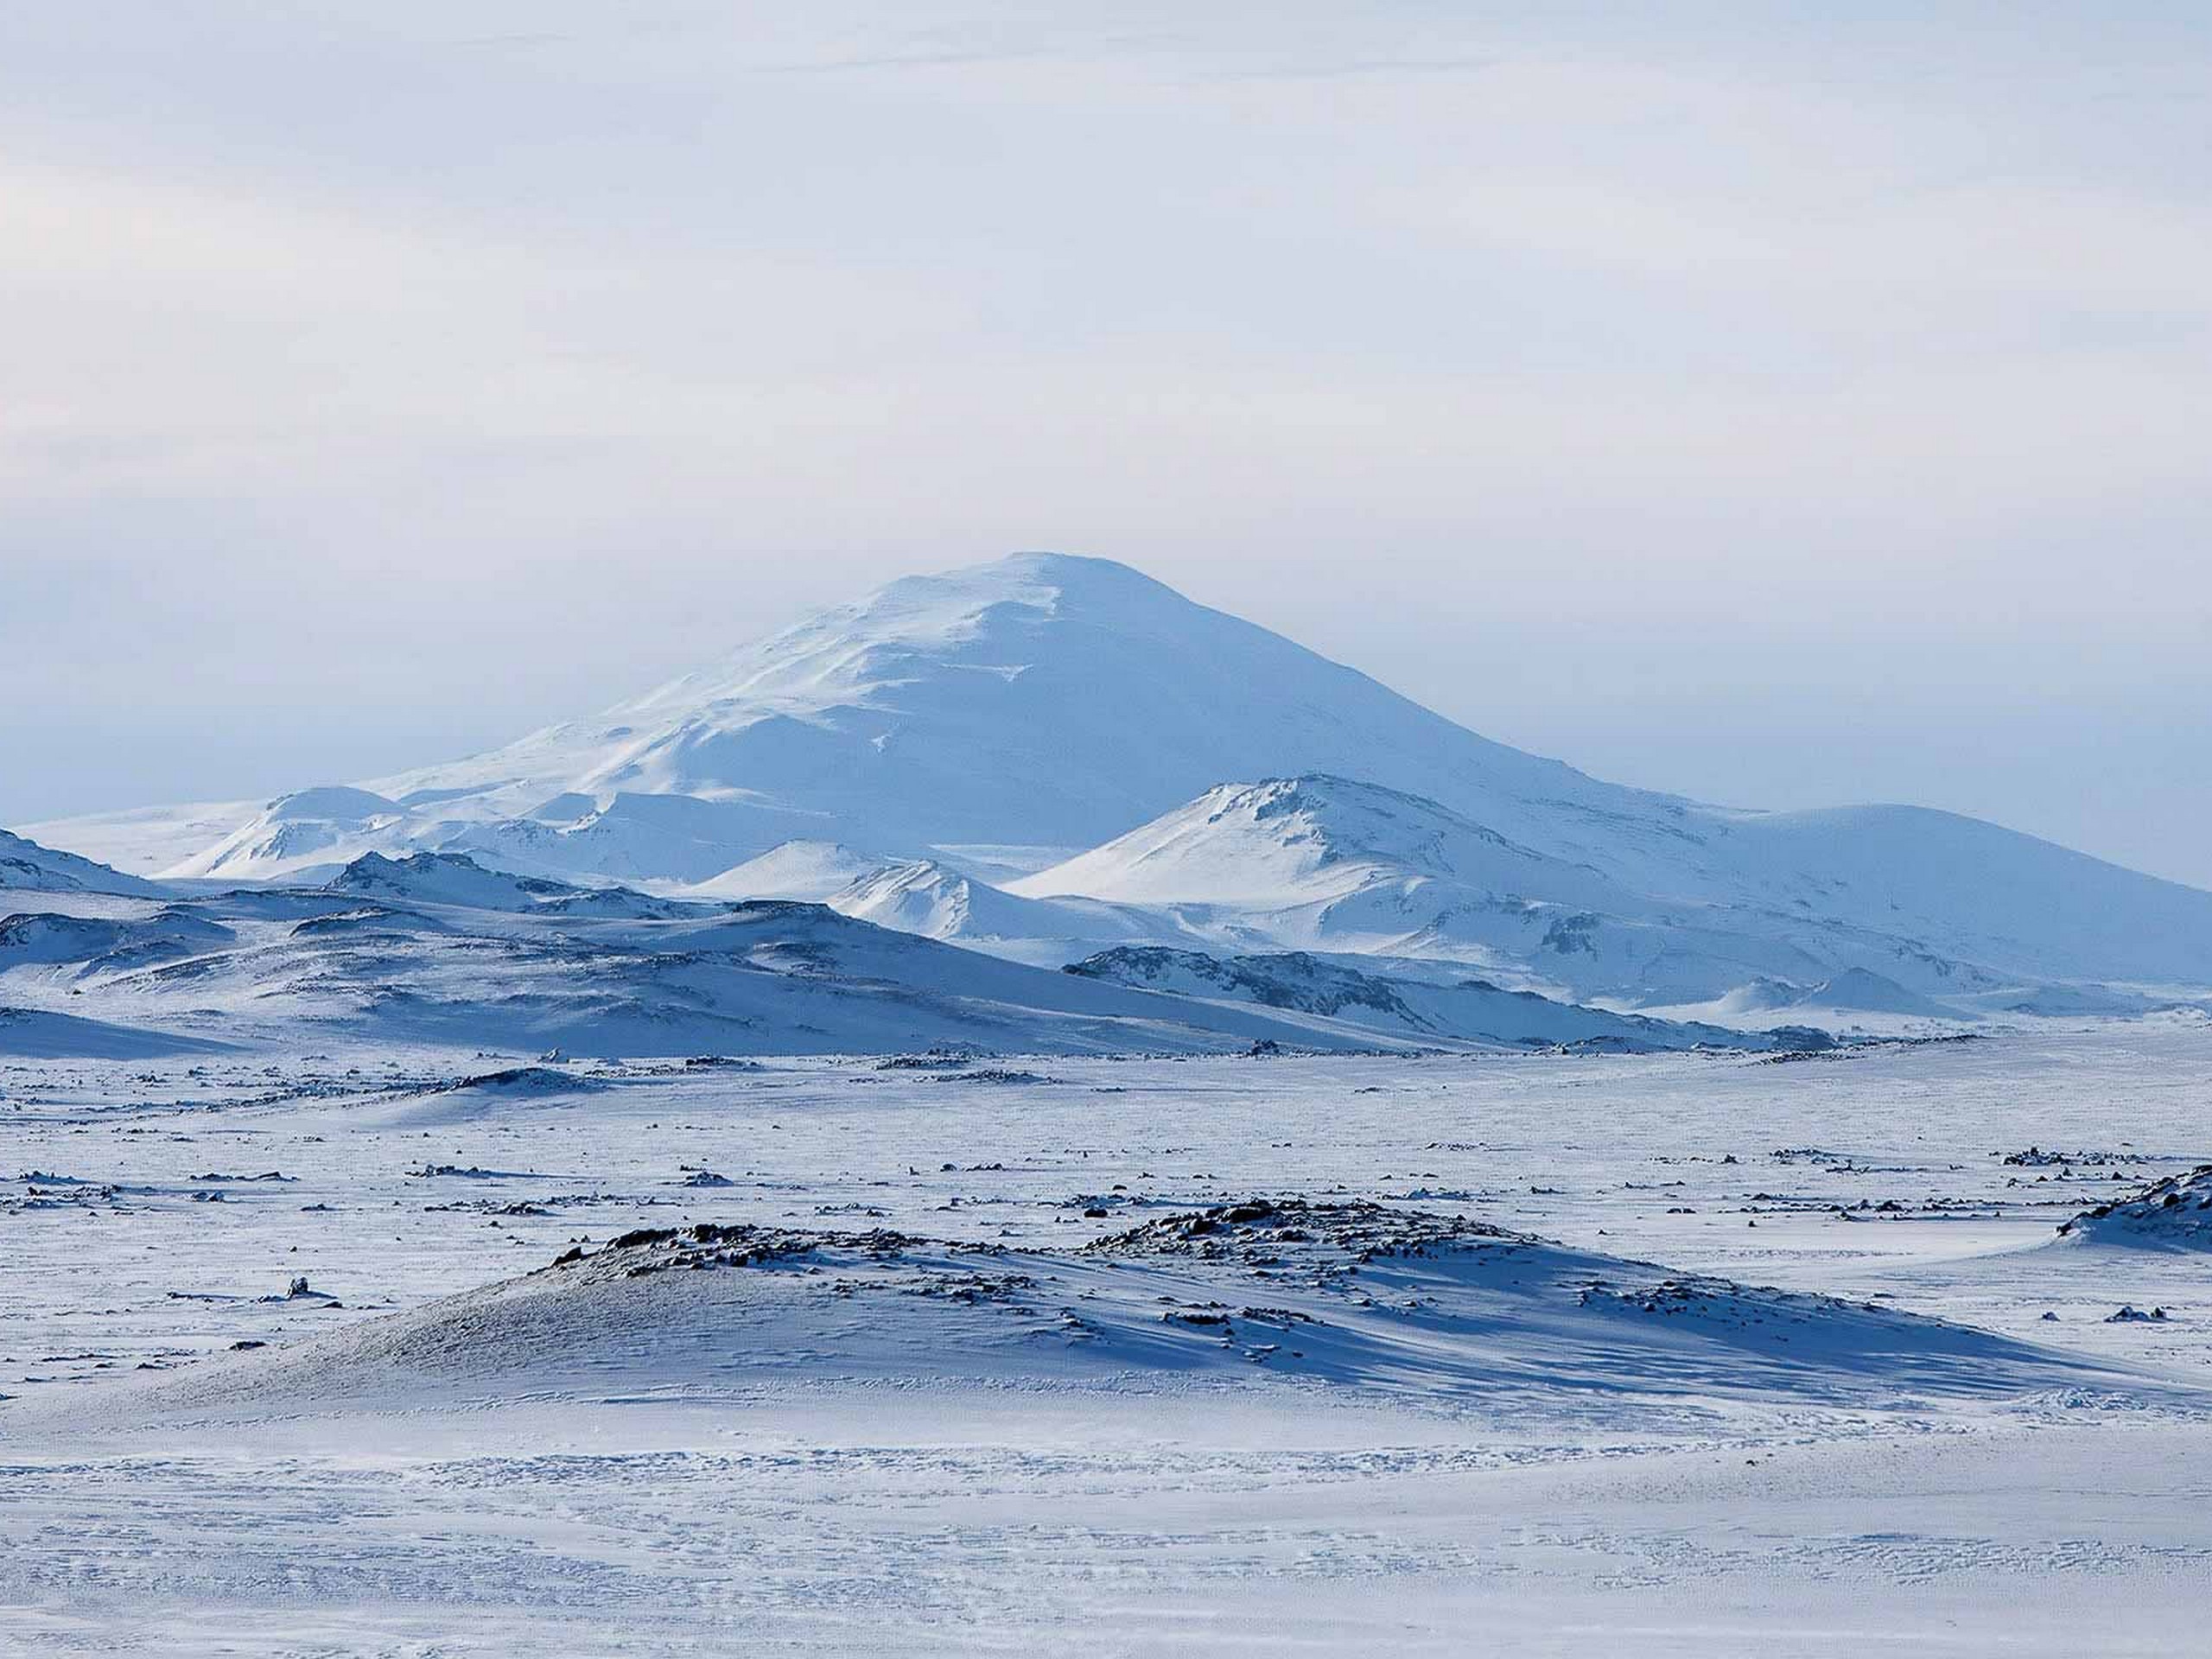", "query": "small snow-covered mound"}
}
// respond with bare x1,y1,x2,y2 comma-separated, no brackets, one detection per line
2005,982,2165,1018
324,851,578,910
2058,1166,2212,1249
688,840,884,901
825,858,1161,958
429,1064,607,1096
122,1200,2141,1421
359,1064,613,1127
1713,977,1806,1015
528,887,701,920
1789,967,1957,1020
